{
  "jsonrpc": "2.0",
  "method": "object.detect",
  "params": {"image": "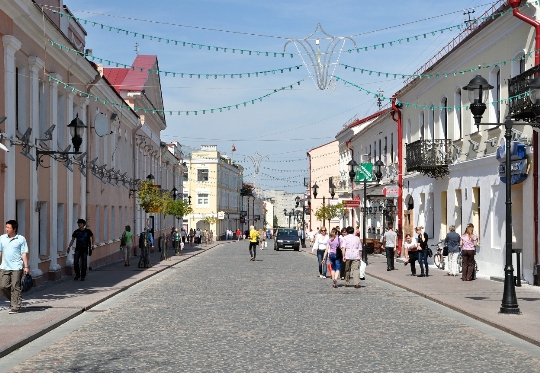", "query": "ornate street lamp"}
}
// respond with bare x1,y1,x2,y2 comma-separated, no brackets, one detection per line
146,174,155,182
171,187,178,200
462,73,535,315
312,183,319,198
